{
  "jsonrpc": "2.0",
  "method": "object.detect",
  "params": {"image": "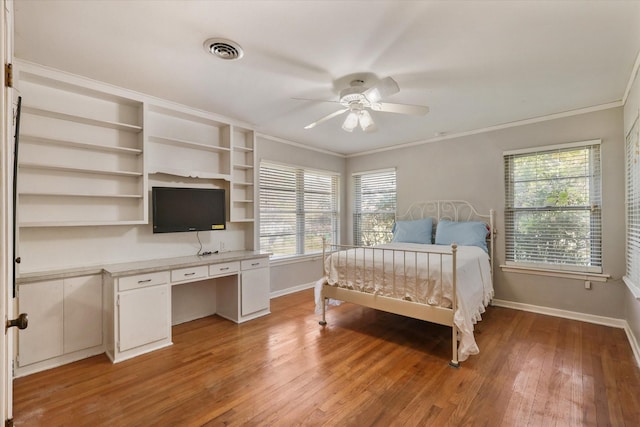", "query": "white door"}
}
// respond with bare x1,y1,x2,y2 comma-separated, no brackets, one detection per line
2,0,15,423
